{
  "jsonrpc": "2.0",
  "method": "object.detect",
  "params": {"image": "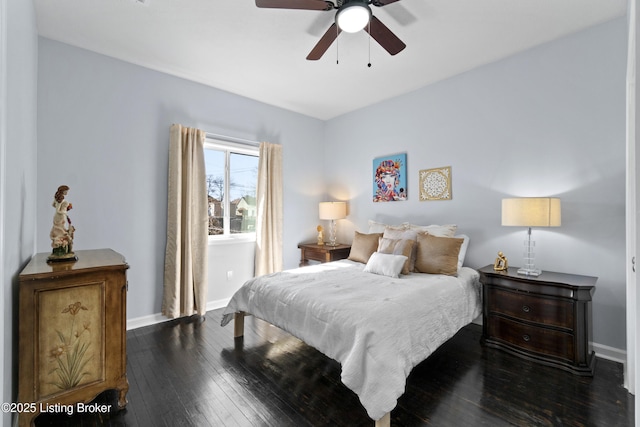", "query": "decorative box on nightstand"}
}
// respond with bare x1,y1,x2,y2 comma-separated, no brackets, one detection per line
297,243,351,266
478,265,597,376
